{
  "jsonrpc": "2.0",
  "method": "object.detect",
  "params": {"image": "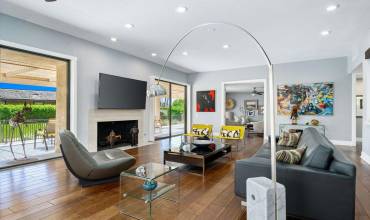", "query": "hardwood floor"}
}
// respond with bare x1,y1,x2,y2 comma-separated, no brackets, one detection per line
0,137,369,220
